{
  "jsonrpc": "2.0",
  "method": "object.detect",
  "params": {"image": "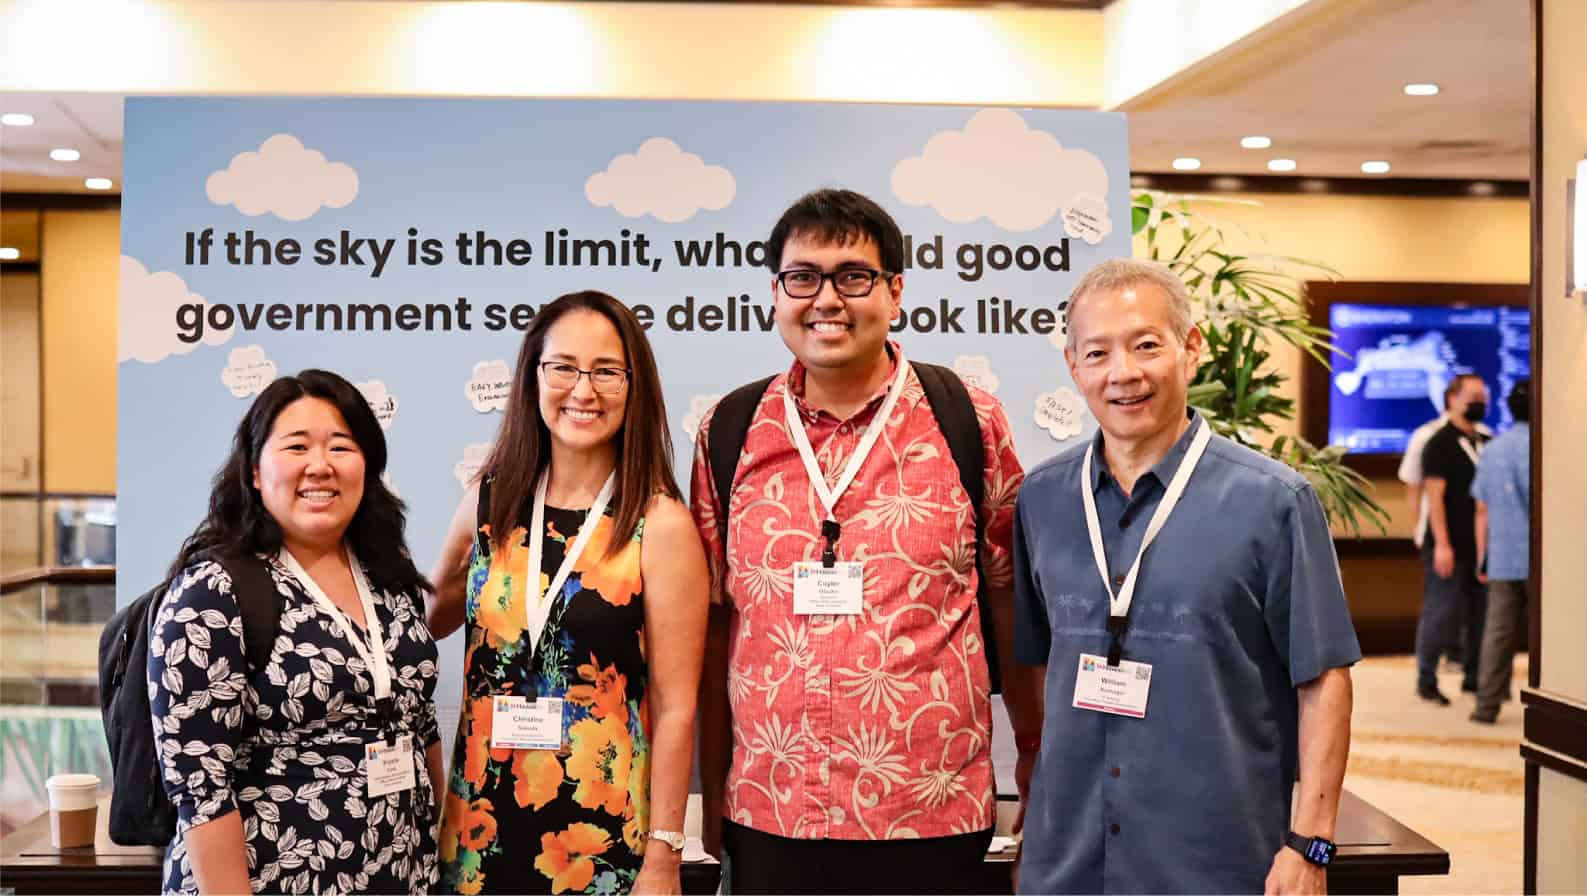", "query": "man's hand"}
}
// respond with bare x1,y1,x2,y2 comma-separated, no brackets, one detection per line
1433,541,1455,579
1264,846,1326,896
1013,747,1037,833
